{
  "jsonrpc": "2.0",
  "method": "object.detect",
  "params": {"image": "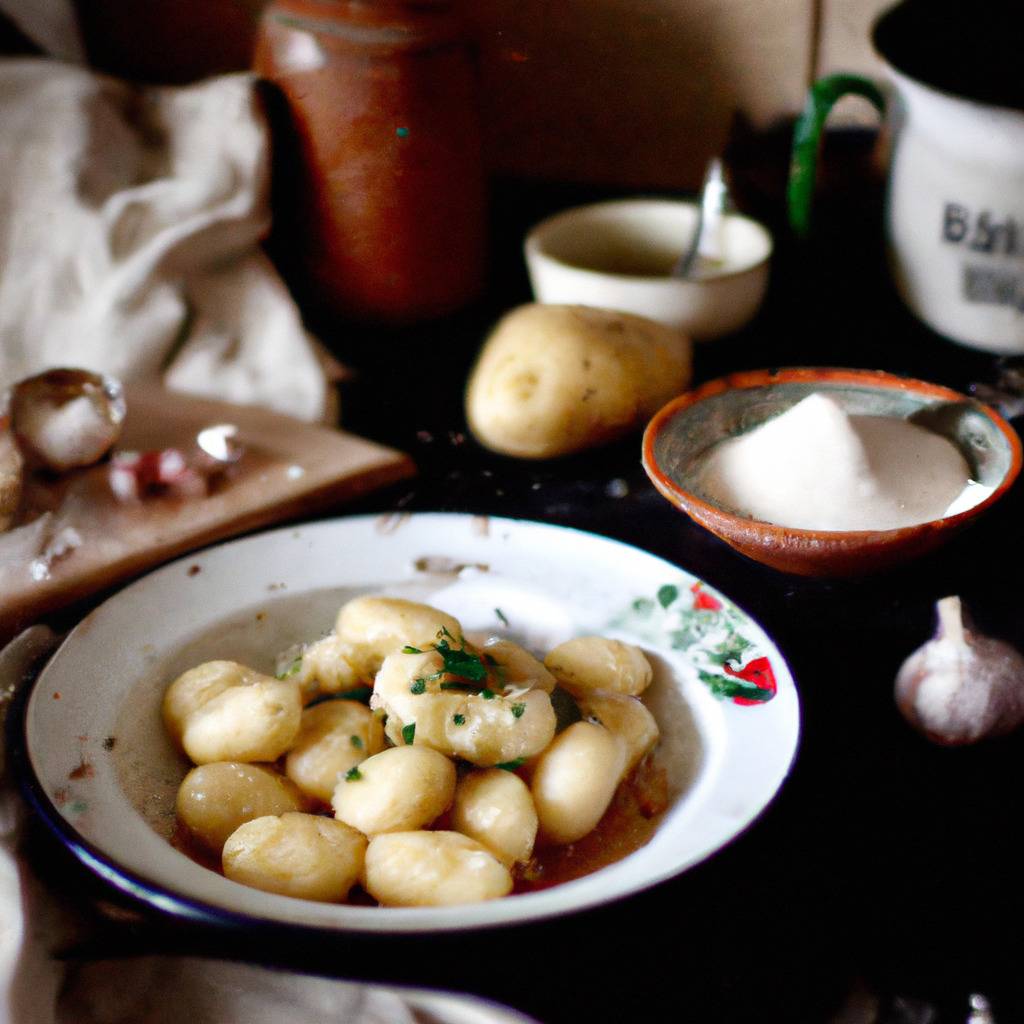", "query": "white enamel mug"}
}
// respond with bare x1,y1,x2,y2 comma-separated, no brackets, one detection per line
789,1,1024,354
